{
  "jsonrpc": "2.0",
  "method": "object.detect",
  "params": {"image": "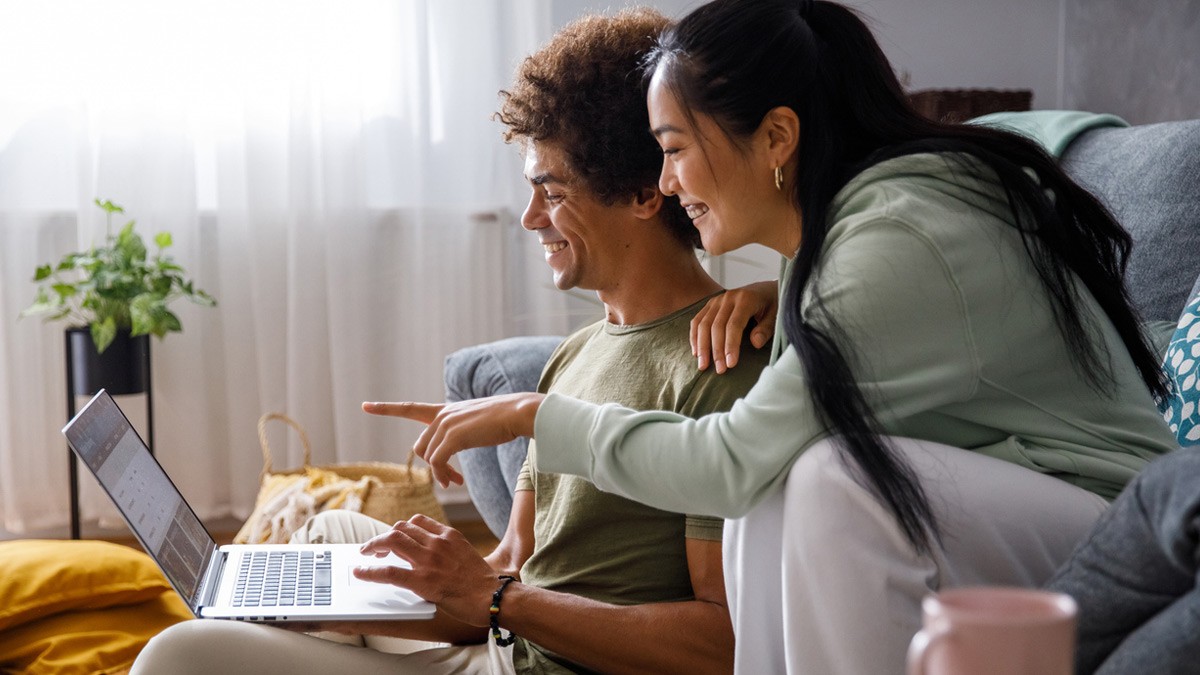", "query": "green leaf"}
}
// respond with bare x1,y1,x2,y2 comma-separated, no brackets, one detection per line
191,289,217,307
130,293,166,336
154,232,172,248
19,301,56,319
161,310,182,335
33,264,52,281
52,283,77,299
130,309,153,336
117,221,147,263
94,199,124,215
92,317,118,354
